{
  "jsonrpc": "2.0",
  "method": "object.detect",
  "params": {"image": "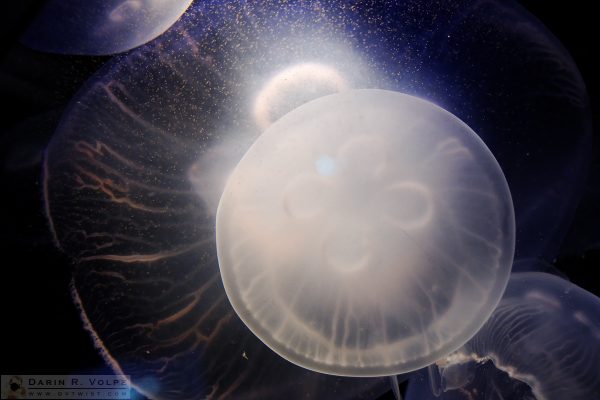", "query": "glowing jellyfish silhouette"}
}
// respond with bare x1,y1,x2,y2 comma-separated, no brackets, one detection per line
21,0,193,55
253,63,350,129
217,89,515,376
405,271,600,400
42,0,592,399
